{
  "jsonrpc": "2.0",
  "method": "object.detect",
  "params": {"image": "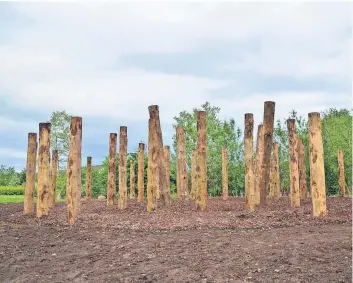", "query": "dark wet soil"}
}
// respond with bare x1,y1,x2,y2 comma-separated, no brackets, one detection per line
0,197,351,283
